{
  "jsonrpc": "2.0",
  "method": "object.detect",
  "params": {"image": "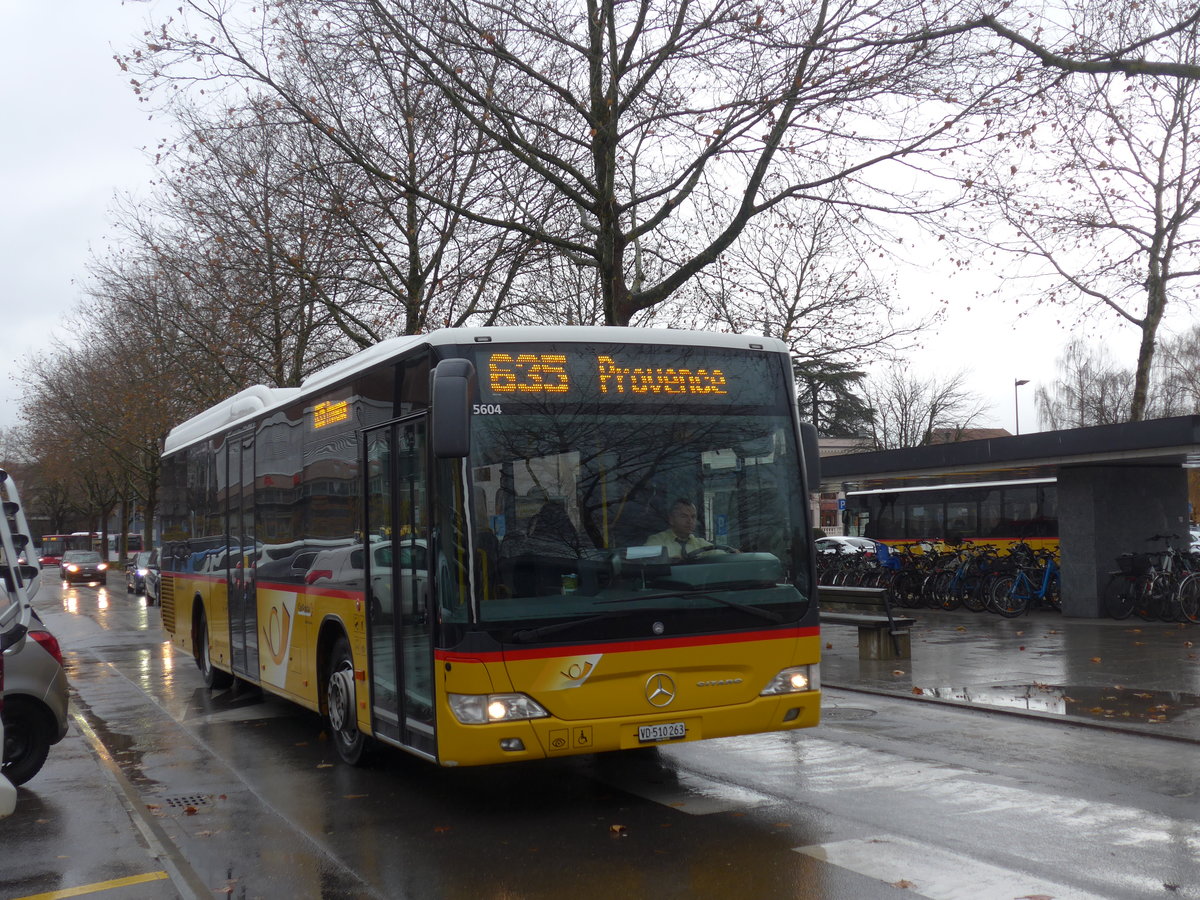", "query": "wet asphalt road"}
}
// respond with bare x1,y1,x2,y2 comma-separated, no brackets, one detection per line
1,573,1197,900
